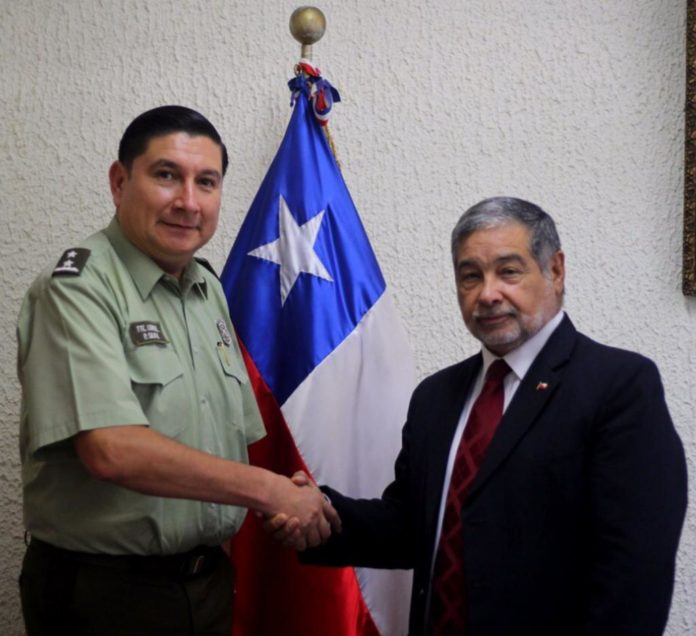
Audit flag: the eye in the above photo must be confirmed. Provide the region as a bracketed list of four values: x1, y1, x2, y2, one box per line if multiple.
[458, 271, 481, 288]
[155, 169, 175, 181]
[198, 176, 219, 189]
[500, 267, 522, 279]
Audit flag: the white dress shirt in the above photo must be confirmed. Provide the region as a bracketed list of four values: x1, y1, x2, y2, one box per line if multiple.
[431, 310, 565, 566]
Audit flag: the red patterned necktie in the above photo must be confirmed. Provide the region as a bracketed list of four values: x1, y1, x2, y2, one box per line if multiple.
[430, 359, 511, 634]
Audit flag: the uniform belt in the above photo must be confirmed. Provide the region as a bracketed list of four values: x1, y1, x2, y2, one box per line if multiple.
[29, 538, 226, 579]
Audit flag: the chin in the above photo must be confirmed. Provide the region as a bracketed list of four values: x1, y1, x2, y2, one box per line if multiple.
[479, 331, 521, 354]
[157, 236, 200, 254]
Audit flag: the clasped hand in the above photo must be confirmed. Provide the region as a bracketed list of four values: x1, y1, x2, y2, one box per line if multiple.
[262, 471, 340, 551]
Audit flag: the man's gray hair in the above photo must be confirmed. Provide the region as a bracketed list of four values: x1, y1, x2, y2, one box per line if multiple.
[451, 197, 561, 272]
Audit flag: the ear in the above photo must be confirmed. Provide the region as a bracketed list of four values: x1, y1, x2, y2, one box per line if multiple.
[549, 250, 565, 295]
[108, 161, 128, 208]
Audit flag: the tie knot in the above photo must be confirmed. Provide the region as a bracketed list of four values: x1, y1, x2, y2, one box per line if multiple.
[485, 359, 510, 384]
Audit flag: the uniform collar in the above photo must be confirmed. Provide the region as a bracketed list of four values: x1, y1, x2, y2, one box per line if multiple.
[104, 217, 208, 300]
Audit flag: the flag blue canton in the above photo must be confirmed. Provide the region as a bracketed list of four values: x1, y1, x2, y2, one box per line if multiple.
[221, 93, 385, 405]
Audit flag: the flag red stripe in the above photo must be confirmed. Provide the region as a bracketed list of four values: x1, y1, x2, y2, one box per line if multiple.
[230, 339, 379, 636]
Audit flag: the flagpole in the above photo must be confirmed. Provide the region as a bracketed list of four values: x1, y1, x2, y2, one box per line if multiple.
[289, 6, 341, 166]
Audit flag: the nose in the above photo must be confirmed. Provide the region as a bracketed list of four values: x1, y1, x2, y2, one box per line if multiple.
[173, 180, 200, 214]
[477, 275, 503, 306]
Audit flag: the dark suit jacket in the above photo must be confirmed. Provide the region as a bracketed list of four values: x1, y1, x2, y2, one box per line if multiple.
[302, 316, 687, 635]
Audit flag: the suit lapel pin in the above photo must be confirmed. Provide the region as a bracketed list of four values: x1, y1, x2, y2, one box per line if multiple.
[535, 381, 549, 391]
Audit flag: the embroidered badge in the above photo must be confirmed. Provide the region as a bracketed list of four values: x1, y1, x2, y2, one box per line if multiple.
[216, 319, 232, 346]
[52, 248, 91, 276]
[129, 321, 168, 346]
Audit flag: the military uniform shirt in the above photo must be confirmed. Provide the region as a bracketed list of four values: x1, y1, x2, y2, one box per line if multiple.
[18, 218, 266, 555]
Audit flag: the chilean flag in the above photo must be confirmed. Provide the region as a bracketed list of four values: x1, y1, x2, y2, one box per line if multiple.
[222, 79, 415, 636]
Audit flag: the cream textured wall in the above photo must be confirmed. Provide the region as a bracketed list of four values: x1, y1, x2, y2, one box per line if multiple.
[1, 0, 693, 633]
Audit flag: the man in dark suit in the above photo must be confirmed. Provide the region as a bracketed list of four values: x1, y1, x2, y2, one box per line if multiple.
[271, 196, 687, 635]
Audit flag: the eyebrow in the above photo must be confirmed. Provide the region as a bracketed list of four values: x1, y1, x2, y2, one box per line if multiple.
[457, 254, 526, 270]
[148, 159, 222, 181]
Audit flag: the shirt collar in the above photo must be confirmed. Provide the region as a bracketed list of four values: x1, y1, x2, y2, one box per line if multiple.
[481, 309, 565, 381]
[104, 217, 208, 300]
[181, 260, 208, 298]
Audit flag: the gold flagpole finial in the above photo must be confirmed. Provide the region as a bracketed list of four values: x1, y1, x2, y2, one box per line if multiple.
[289, 7, 326, 61]
[289, 7, 339, 168]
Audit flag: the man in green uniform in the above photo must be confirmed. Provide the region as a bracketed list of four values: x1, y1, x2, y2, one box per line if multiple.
[17, 105, 339, 636]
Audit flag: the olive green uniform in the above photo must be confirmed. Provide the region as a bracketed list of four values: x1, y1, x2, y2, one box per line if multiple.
[18, 218, 265, 634]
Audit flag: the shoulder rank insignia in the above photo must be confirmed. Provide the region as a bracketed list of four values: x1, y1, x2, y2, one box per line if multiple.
[52, 248, 91, 277]
[129, 321, 168, 346]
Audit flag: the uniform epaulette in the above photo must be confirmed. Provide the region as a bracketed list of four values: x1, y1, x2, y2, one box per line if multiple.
[195, 257, 219, 280]
[52, 248, 91, 277]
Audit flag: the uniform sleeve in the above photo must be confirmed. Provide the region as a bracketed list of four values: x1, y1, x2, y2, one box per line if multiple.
[18, 272, 148, 456]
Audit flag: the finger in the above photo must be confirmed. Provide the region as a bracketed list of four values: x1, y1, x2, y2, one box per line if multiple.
[276, 525, 299, 543]
[322, 500, 342, 533]
[266, 515, 299, 538]
[290, 471, 311, 487]
[262, 512, 289, 533]
[272, 517, 301, 541]
[283, 533, 307, 551]
[317, 515, 332, 543]
[304, 524, 323, 549]
[279, 525, 308, 550]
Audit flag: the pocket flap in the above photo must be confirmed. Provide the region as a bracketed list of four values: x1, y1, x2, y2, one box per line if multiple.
[126, 346, 183, 386]
[216, 344, 248, 384]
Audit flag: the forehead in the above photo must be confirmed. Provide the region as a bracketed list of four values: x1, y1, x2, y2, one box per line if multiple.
[456, 222, 532, 263]
[138, 132, 223, 171]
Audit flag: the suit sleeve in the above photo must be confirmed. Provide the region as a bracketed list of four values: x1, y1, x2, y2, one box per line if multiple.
[581, 355, 687, 635]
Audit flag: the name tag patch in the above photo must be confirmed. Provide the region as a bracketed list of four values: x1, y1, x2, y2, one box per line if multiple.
[129, 321, 167, 346]
[52, 248, 91, 276]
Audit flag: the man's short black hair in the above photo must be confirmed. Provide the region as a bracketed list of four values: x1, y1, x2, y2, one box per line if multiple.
[118, 105, 228, 175]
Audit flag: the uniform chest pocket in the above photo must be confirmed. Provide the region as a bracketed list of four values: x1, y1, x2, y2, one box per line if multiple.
[125, 346, 186, 436]
[216, 343, 247, 385]
[215, 343, 249, 429]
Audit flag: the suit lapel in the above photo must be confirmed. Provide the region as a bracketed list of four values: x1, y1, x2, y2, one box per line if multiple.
[466, 316, 577, 501]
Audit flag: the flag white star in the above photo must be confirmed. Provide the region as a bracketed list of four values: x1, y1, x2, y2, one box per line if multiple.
[248, 195, 333, 305]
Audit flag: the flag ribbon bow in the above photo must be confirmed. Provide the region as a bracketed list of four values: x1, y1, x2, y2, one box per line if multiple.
[288, 59, 341, 126]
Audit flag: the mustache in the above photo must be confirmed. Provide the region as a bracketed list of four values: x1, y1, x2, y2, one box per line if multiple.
[473, 308, 517, 320]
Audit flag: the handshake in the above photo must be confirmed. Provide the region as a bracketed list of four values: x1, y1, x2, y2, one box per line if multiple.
[259, 470, 341, 551]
